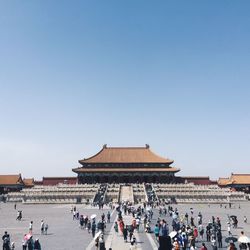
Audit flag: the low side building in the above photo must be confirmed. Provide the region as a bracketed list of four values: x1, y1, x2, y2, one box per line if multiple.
[23, 178, 35, 188]
[0, 174, 24, 194]
[218, 173, 250, 193]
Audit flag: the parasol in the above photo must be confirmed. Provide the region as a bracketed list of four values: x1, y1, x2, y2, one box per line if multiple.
[225, 236, 237, 243]
[230, 215, 237, 219]
[172, 214, 178, 220]
[94, 231, 102, 240]
[169, 231, 178, 238]
[91, 214, 97, 220]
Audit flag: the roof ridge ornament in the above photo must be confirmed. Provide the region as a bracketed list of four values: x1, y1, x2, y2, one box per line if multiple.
[145, 144, 150, 149]
[103, 144, 107, 148]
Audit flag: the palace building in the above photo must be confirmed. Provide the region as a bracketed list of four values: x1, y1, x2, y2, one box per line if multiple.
[218, 173, 250, 193]
[0, 174, 24, 194]
[72, 145, 180, 183]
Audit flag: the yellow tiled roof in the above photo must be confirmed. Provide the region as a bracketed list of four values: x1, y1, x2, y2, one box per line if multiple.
[79, 145, 173, 164]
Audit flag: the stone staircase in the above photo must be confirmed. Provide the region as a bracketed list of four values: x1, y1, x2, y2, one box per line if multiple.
[119, 185, 134, 203]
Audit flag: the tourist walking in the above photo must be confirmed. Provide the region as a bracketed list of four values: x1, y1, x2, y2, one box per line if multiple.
[29, 221, 33, 234]
[114, 221, 118, 233]
[87, 220, 91, 233]
[16, 211, 22, 221]
[10, 242, 15, 250]
[200, 242, 208, 250]
[79, 216, 84, 229]
[154, 224, 159, 240]
[211, 235, 217, 250]
[243, 216, 247, 223]
[173, 238, 180, 250]
[217, 230, 222, 248]
[227, 242, 237, 250]
[44, 224, 48, 235]
[227, 223, 232, 236]
[107, 211, 111, 223]
[123, 226, 128, 242]
[92, 222, 96, 238]
[2, 231, 10, 250]
[22, 235, 28, 250]
[27, 236, 34, 250]
[158, 220, 171, 250]
[136, 217, 140, 232]
[34, 239, 41, 250]
[95, 233, 105, 250]
[198, 224, 204, 240]
[238, 231, 248, 250]
[40, 220, 44, 234]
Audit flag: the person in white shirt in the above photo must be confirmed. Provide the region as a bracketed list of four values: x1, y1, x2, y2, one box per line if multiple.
[40, 220, 44, 234]
[29, 221, 33, 233]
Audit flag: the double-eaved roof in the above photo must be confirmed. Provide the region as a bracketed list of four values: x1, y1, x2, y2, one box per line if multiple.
[78, 145, 174, 164]
[73, 145, 180, 173]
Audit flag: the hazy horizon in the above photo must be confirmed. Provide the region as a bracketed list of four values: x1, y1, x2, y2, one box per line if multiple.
[1, 1, 250, 180]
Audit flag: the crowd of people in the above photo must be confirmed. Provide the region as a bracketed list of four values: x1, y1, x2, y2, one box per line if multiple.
[2, 230, 42, 250]
[92, 201, 250, 250]
[149, 204, 250, 250]
[2, 201, 250, 250]
[71, 204, 112, 249]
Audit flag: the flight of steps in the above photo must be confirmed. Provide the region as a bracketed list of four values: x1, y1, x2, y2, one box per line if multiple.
[119, 185, 134, 204]
[144, 183, 159, 204]
[92, 184, 108, 205]
[133, 184, 146, 203]
[105, 184, 120, 203]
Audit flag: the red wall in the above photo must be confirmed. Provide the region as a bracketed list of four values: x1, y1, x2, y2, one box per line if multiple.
[42, 177, 77, 186]
[181, 177, 214, 185]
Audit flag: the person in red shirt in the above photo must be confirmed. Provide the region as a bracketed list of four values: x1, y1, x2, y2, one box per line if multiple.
[200, 242, 208, 250]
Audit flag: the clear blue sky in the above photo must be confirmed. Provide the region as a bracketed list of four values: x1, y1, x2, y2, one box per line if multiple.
[0, 1, 250, 179]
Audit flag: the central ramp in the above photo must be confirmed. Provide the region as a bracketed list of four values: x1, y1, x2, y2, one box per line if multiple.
[119, 185, 134, 203]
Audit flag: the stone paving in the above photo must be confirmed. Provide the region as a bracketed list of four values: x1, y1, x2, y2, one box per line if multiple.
[0, 203, 114, 250]
[119, 186, 133, 203]
[1, 201, 250, 249]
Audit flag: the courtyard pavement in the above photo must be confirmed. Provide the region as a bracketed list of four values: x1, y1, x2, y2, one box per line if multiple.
[0, 201, 250, 249]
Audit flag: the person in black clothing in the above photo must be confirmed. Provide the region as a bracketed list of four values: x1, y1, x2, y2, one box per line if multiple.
[158, 235, 172, 250]
[34, 239, 41, 250]
[101, 213, 105, 222]
[123, 226, 128, 242]
[128, 225, 134, 242]
[107, 211, 111, 223]
[217, 230, 222, 248]
[27, 236, 34, 250]
[206, 226, 211, 242]
[92, 222, 96, 238]
[2, 231, 10, 250]
[190, 217, 195, 227]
